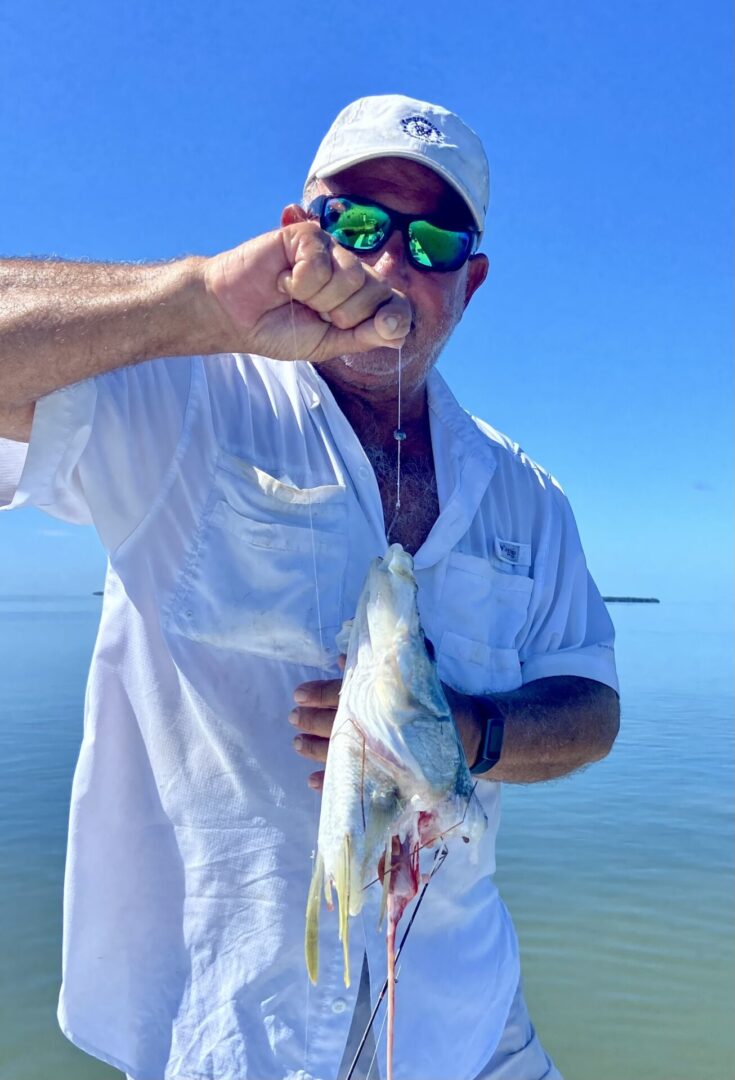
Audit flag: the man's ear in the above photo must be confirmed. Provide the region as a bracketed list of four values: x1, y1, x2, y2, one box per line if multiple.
[463, 253, 489, 310]
[281, 204, 309, 227]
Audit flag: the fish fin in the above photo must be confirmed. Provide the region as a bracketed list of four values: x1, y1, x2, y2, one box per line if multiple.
[336, 834, 352, 988]
[305, 851, 324, 985]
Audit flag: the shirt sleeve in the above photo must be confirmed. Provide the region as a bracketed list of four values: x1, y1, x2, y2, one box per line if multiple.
[1, 357, 196, 552]
[519, 487, 619, 693]
[0, 438, 28, 507]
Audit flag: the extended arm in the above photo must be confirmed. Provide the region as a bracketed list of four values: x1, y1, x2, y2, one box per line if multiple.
[0, 218, 411, 438]
[447, 676, 620, 783]
[0, 257, 211, 437]
[290, 674, 619, 789]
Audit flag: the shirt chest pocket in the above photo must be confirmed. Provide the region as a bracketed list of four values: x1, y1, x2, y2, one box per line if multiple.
[166, 455, 347, 669]
[436, 550, 533, 695]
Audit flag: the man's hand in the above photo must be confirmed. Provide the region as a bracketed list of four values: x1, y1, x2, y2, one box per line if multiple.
[442, 683, 484, 770]
[0, 220, 411, 430]
[289, 667, 343, 791]
[289, 670, 619, 789]
[204, 217, 411, 363]
[289, 666, 481, 793]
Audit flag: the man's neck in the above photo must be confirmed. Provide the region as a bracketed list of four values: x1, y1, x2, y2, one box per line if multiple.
[323, 377, 432, 453]
[321, 371, 439, 554]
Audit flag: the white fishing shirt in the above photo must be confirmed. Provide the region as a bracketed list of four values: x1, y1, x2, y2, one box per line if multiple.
[1, 355, 617, 1080]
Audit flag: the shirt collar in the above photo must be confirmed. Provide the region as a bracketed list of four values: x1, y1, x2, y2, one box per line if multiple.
[296, 361, 499, 569]
[413, 367, 497, 569]
[426, 366, 498, 471]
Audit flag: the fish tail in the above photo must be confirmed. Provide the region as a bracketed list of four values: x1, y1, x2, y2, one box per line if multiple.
[305, 851, 324, 985]
[336, 834, 352, 987]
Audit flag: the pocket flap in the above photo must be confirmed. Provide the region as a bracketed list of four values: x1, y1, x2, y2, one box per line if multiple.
[439, 631, 522, 695]
[211, 501, 338, 555]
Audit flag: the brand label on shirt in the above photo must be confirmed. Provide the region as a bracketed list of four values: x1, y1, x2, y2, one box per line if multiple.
[494, 537, 532, 567]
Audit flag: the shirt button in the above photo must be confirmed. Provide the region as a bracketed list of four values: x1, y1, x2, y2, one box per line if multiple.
[331, 997, 347, 1014]
[358, 466, 369, 479]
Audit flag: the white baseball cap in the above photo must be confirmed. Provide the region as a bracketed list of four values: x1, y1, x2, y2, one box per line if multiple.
[304, 94, 490, 237]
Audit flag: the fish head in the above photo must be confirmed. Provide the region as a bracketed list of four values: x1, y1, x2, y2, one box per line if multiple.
[365, 545, 418, 649]
[360, 545, 450, 724]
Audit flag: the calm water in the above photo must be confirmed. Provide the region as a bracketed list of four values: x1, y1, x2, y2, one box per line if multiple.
[0, 596, 732, 1080]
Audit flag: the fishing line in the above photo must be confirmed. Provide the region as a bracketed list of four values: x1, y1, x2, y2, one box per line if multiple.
[290, 296, 326, 662]
[363, 991, 390, 1080]
[296, 294, 408, 1073]
[361, 792, 476, 892]
[385, 345, 405, 543]
[290, 294, 328, 1071]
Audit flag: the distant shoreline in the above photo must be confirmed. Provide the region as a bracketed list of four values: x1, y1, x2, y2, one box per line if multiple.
[0, 591, 662, 606]
[602, 597, 660, 604]
[92, 589, 666, 606]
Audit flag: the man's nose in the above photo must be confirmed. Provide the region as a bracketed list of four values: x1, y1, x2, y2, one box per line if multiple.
[372, 229, 412, 284]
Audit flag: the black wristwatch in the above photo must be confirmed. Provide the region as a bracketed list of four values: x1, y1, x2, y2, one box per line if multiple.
[470, 701, 505, 776]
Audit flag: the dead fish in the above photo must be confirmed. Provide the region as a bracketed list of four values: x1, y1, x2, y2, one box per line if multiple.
[305, 543, 487, 1079]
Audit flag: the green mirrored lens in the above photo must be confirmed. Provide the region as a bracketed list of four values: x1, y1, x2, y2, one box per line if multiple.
[324, 200, 389, 251]
[408, 221, 471, 270]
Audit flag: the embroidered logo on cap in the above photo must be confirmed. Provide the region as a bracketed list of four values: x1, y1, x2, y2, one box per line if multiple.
[400, 115, 446, 144]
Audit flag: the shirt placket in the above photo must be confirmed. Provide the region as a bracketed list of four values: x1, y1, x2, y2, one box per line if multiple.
[305, 929, 370, 1079]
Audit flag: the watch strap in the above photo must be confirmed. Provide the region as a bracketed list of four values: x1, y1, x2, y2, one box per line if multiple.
[469, 700, 505, 775]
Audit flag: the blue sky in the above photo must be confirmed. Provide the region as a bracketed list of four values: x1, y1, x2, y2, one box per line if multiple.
[0, 0, 731, 606]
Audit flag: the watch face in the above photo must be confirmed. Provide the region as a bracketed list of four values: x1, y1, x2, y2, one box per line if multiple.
[470, 714, 504, 774]
[488, 719, 504, 757]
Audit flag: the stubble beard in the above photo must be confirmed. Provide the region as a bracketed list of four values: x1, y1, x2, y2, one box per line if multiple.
[329, 306, 461, 395]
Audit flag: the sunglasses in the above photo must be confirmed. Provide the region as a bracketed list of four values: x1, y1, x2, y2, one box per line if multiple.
[308, 194, 479, 273]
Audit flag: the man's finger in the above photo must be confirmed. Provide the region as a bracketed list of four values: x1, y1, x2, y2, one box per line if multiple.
[282, 227, 335, 303]
[308, 770, 325, 793]
[325, 284, 411, 338]
[288, 706, 335, 738]
[293, 678, 342, 708]
[298, 243, 368, 315]
[314, 313, 408, 359]
[292, 733, 329, 763]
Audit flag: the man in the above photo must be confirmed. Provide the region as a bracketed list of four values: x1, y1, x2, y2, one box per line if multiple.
[0, 95, 619, 1080]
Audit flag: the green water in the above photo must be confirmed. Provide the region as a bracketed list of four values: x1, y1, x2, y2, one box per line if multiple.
[0, 598, 732, 1080]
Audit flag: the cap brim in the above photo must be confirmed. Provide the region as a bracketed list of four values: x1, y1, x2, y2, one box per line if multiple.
[308, 149, 484, 236]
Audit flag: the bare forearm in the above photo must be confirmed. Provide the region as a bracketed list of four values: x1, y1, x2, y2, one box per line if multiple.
[0, 256, 220, 407]
[0, 224, 412, 422]
[449, 676, 620, 784]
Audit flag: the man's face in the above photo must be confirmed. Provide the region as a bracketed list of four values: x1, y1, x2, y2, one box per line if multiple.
[299, 158, 488, 400]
